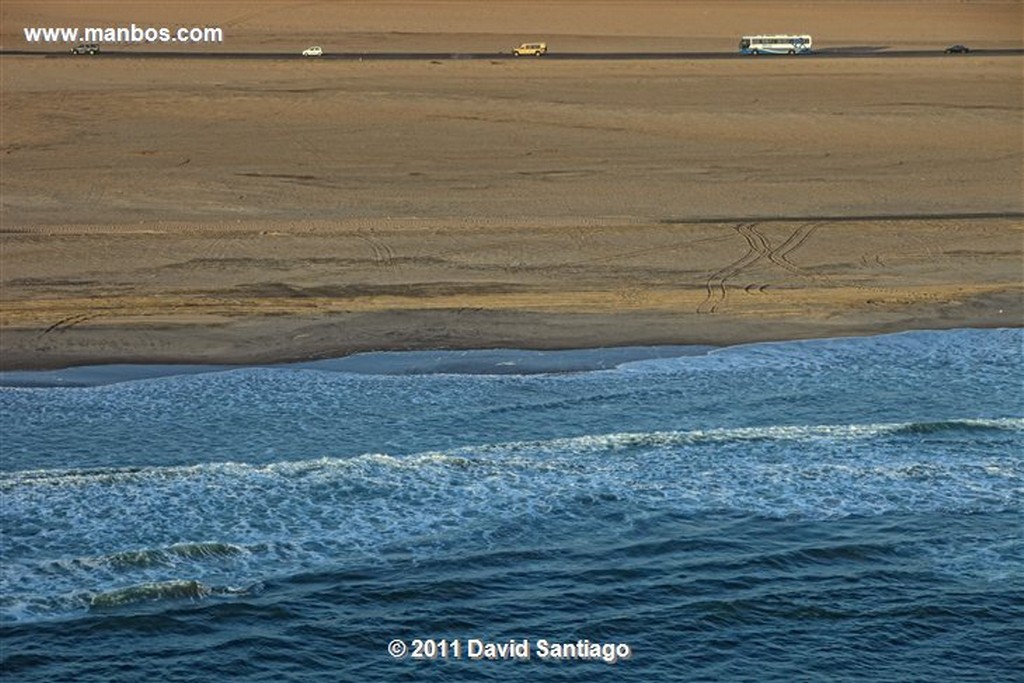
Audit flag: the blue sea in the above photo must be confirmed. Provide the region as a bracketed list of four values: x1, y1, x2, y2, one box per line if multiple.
[1, 328, 1021, 682]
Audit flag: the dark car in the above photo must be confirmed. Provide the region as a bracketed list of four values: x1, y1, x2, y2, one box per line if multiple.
[71, 43, 100, 55]
[944, 44, 971, 54]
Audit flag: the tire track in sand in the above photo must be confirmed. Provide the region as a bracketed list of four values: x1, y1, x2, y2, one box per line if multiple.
[698, 222, 824, 314]
[697, 223, 765, 314]
[38, 313, 98, 337]
[355, 228, 397, 270]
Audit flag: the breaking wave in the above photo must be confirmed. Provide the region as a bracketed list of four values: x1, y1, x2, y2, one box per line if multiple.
[2, 416, 1020, 622]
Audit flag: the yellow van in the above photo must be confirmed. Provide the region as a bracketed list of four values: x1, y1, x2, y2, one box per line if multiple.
[513, 42, 548, 57]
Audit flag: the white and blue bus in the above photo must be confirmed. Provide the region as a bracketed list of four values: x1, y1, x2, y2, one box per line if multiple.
[739, 35, 812, 55]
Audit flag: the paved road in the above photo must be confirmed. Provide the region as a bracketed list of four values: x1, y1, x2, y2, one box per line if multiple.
[3, 48, 1023, 60]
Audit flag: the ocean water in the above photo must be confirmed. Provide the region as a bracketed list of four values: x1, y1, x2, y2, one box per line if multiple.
[0, 329, 1021, 682]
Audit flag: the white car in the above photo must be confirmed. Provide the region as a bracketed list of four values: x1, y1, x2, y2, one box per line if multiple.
[302, 46, 323, 57]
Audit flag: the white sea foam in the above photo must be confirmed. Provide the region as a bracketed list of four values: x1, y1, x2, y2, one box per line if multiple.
[2, 329, 1020, 623]
[2, 416, 1020, 621]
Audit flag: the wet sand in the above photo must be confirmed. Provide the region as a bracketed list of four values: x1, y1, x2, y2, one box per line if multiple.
[1, 1, 1021, 369]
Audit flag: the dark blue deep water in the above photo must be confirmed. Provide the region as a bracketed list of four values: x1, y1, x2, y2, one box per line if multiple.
[1, 329, 1021, 681]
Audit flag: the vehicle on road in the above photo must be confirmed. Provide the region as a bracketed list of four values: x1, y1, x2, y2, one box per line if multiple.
[944, 44, 971, 54]
[513, 42, 547, 57]
[302, 46, 323, 57]
[71, 43, 100, 55]
[739, 35, 812, 55]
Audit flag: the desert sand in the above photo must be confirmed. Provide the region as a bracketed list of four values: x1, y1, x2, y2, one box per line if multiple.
[1, 1, 1021, 369]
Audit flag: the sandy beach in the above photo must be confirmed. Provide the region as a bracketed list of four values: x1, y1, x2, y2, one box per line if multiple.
[1, 1, 1021, 369]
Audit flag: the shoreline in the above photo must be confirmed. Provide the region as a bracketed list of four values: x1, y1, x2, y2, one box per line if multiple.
[2, 313, 1019, 373]
[2, 273, 1020, 371]
[1, 270, 1020, 372]
[3, 216, 1020, 372]
[1, 324, 1018, 385]
[0, 344, 713, 387]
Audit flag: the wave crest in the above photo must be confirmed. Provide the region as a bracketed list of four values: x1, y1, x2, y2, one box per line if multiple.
[5, 417, 1020, 490]
[99, 542, 248, 570]
[88, 579, 212, 608]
